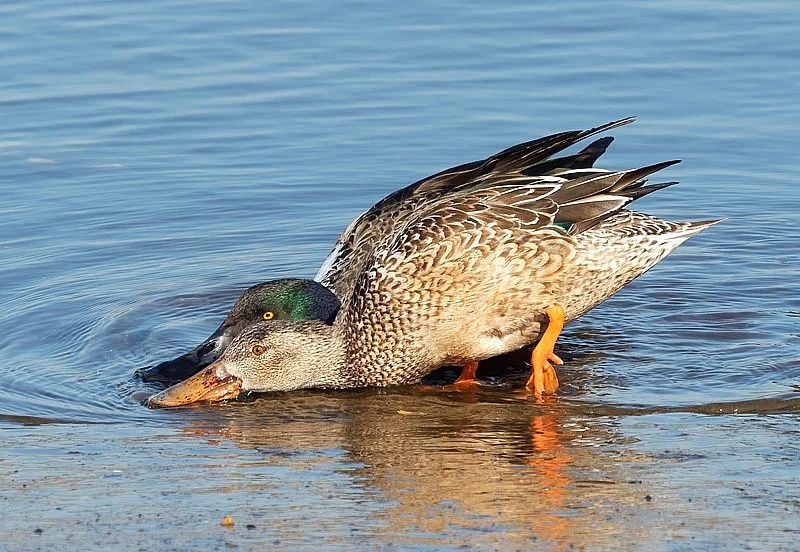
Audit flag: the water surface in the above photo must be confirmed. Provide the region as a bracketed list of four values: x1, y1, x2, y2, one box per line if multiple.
[1, 1, 799, 549]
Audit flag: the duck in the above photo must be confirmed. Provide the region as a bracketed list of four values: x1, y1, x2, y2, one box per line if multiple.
[147, 118, 719, 407]
[139, 118, 636, 387]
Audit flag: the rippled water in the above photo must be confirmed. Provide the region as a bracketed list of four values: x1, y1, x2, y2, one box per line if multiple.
[1, 1, 799, 549]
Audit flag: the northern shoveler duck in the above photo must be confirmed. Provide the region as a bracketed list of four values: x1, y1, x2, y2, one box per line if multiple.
[147, 118, 718, 407]
[141, 118, 637, 388]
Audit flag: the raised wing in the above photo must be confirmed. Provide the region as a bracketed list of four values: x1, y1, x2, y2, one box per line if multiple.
[315, 118, 637, 298]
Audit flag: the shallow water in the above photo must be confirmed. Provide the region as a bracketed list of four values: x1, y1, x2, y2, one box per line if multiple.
[1, 0, 799, 549]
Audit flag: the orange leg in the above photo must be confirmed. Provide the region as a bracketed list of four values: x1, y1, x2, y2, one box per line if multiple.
[525, 305, 565, 396]
[453, 361, 479, 387]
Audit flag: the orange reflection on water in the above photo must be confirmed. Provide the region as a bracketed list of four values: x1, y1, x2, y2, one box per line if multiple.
[528, 411, 573, 542]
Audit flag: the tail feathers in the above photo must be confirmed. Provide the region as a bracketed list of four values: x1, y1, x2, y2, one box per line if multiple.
[574, 212, 723, 240]
[565, 215, 720, 320]
[674, 218, 724, 238]
[647, 218, 723, 263]
[688, 218, 725, 228]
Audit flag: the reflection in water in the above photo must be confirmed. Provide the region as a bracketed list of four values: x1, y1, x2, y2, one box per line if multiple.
[4, 391, 798, 550]
[153, 386, 800, 549]
[166, 391, 651, 549]
[529, 413, 572, 542]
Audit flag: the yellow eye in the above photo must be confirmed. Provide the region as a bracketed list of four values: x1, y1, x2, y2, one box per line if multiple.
[251, 344, 267, 356]
[262, 311, 274, 320]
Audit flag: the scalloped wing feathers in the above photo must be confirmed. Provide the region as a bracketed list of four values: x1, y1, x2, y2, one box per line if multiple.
[316, 118, 638, 296]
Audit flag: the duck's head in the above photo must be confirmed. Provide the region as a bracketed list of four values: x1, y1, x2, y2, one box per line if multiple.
[137, 279, 339, 386]
[147, 319, 341, 407]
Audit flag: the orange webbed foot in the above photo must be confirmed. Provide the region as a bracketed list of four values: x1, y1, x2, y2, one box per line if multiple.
[525, 305, 565, 397]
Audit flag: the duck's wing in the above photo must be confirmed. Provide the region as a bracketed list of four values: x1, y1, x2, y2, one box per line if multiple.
[338, 156, 685, 369]
[315, 118, 635, 298]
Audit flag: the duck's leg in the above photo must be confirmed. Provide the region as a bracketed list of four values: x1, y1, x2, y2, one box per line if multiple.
[453, 361, 479, 387]
[526, 305, 565, 396]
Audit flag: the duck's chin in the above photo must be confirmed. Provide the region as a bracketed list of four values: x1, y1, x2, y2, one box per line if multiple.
[146, 361, 243, 408]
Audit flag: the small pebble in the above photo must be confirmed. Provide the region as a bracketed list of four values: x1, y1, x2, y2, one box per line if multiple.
[645, 495, 653, 502]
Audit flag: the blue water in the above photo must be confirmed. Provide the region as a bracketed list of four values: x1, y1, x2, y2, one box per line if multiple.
[1, 1, 799, 549]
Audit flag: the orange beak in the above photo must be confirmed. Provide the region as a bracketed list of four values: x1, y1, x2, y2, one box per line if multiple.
[147, 362, 243, 408]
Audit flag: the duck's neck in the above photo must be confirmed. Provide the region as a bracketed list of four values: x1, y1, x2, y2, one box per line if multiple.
[299, 324, 351, 389]
[306, 323, 407, 388]
[301, 303, 435, 388]
[330, 318, 433, 387]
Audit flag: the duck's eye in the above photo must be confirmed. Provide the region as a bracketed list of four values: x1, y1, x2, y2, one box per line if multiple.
[251, 344, 267, 356]
[262, 311, 274, 320]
